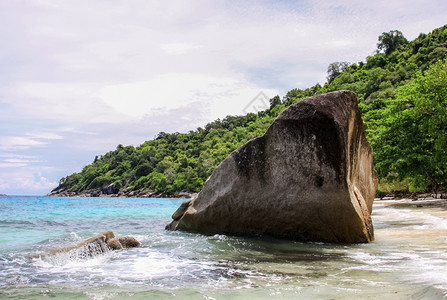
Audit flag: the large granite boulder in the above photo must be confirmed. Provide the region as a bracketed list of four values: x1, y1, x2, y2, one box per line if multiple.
[167, 91, 377, 243]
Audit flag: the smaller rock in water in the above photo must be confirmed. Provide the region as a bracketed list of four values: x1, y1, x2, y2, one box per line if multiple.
[107, 236, 141, 250]
[49, 231, 140, 260]
[119, 236, 141, 248]
[107, 238, 123, 250]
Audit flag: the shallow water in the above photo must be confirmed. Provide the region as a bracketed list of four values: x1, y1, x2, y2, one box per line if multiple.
[1, 196, 446, 299]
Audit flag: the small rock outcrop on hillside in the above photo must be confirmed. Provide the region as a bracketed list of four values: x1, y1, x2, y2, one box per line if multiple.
[167, 91, 378, 243]
[47, 186, 196, 199]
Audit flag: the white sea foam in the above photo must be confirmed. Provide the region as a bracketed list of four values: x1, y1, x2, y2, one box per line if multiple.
[374, 206, 447, 231]
[70, 232, 81, 241]
[34, 238, 112, 268]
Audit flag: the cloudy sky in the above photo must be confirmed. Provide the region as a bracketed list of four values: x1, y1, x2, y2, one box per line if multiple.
[0, 0, 445, 195]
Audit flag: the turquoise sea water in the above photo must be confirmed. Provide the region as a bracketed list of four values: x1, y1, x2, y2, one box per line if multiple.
[1, 196, 447, 299]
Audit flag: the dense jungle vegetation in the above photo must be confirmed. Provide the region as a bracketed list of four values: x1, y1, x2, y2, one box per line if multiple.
[56, 25, 447, 195]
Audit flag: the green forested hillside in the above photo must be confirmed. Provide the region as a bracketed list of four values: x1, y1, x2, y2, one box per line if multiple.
[55, 25, 447, 195]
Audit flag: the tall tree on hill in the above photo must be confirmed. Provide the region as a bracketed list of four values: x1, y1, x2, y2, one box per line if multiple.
[326, 61, 350, 83]
[269, 95, 282, 109]
[377, 30, 409, 55]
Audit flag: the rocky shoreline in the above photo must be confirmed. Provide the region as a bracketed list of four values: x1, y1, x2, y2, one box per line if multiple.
[47, 186, 197, 199]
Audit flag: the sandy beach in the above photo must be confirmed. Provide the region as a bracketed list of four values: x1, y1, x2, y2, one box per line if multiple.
[375, 194, 447, 209]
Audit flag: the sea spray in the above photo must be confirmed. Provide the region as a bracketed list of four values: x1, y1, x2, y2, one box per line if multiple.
[36, 238, 111, 267]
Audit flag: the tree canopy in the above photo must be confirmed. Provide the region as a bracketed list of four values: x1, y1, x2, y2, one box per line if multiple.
[377, 30, 409, 55]
[327, 61, 350, 83]
[362, 59, 447, 192]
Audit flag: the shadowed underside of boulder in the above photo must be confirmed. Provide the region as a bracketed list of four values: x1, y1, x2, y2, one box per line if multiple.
[166, 91, 378, 243]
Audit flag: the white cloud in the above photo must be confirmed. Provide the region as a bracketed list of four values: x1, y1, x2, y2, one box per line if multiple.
[4, 159, 30, 164]
[0, 162, 28, 168]
[25, 132, 63, 140]
[0, 151, 44, 170]
[1, 81, 132, 124]
[3, 158, 43, 164]
[0, 171, 57, 195]
[0, 154, 39, 159]
[0, 132, 61, 152]
[0, 136, 48, 151]
[99, 73, 279, 120]
[0, 154, 43, 168]
[160, 43, 202, 55]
